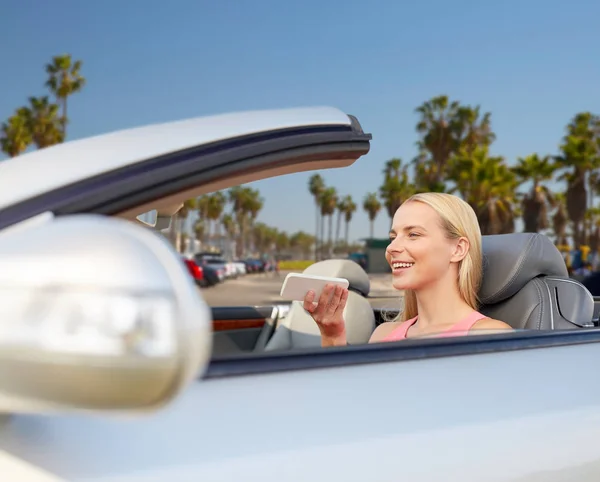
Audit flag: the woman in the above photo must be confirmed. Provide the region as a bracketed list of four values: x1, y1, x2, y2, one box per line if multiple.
[303, 192, 513, 347]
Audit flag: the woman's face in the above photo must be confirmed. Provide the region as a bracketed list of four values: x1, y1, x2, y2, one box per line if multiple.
[385, 201, 468, 291]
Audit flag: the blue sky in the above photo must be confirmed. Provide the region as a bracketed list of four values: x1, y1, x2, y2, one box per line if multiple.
[1, 0, 599, 242]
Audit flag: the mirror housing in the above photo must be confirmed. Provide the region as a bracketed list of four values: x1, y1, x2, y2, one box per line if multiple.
[0, 214, 212, 415]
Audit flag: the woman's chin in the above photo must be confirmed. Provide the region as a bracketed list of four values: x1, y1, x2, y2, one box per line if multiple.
[391, 278, 413, 291]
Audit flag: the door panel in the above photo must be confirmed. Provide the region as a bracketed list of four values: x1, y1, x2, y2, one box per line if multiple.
[210, 306, 278, 357]
[5, 340, 600, 481]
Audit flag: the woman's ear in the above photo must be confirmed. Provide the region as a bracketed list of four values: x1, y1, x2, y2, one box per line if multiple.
[450, 237, 470, 263]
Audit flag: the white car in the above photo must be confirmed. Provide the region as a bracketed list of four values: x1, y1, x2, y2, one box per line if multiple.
[0, 106, 599, 482]
[232, 260, 247, 276]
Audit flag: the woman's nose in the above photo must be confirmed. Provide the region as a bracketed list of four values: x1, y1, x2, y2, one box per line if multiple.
[386, 238, 405, 255]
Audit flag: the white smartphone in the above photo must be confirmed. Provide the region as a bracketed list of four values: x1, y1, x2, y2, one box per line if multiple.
[280, 272, 350, 302]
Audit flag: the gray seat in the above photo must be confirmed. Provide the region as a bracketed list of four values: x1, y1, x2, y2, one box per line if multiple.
[479, 232, 594, 330]
[262, 260, 375, 351]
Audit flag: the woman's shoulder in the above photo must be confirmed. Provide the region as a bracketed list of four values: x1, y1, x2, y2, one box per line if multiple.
[471, 316, 513, 332]
[369, 320, 405, 342]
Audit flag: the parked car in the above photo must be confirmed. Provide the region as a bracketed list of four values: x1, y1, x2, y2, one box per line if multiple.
[243, 258, 261, 273]
[182, 257, 205, 286]
[232, 260, 247, 276]
[1, 106, 599, 481]
[200, 263, 222, 287]
[194, 254, 226, 282]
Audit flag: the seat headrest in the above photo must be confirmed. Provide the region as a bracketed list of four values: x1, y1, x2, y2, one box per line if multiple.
[303, 259, 370, 296]
[480, 233, 568, 305]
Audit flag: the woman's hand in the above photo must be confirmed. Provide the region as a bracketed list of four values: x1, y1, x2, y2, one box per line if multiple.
[303, 284, 349, 346]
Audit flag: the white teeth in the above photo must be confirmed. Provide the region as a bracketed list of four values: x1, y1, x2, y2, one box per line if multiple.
[392, 262, 414, 269]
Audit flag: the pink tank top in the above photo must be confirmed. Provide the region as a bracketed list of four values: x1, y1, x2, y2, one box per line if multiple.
[382, 311, 488, 341]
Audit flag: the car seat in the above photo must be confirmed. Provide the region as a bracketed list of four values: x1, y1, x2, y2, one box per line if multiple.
[478, 232, 594, 330]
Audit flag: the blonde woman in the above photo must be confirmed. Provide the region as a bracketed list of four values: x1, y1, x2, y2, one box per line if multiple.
[303, 192, 513, 347]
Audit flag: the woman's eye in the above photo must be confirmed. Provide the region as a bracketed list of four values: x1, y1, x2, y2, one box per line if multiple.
[408, 232, 419, 238]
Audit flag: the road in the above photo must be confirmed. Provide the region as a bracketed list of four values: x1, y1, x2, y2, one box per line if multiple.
[200, 270, 402, 310]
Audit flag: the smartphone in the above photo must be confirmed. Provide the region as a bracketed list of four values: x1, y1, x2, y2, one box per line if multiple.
[280, 272, 350, 302]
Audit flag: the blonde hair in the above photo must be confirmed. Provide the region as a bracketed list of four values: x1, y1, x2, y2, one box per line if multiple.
[398, 192, 483, 322]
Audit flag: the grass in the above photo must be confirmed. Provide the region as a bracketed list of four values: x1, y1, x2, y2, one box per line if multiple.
[278, 260, 315, 271]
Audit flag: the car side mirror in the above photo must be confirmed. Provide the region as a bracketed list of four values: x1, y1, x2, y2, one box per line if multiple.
[136, 210, 172, 231]
[0, 214, 212, 416]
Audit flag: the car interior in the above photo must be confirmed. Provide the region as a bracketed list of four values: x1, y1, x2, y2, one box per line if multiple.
[210, 231, 598, 358]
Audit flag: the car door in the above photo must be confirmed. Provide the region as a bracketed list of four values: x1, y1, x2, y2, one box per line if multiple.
[3, 331, 600, 481]
[201, 336, 600, 482]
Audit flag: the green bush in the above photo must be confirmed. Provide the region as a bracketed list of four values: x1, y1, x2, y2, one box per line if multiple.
[278, 260, 315, 271]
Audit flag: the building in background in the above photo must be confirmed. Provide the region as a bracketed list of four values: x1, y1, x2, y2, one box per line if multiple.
[363, 239, 391, 274]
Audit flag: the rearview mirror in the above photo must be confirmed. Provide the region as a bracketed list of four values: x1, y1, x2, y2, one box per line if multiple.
[0, 214, 212, 415]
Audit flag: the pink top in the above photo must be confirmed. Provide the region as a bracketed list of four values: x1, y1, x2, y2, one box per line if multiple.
[382, 311, 488, 341]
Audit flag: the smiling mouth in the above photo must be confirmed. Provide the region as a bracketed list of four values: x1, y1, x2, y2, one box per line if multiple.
[391, 262, 414, 270]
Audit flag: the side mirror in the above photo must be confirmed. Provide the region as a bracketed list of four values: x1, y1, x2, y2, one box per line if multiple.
[136, 210, 172, 231]
[0, 214, 212, 415]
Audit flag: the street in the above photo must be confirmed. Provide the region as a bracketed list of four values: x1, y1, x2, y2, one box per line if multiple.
[200, 270, 402, 310]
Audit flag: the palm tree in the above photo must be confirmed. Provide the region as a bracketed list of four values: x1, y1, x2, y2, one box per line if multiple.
[290, 231, 315, 259]
[512, 154, 557, 232]
[583, 207, 600, 247]
[379, 158, 412, 218]
[319, 187, 337, 259]
[45, 54, 86, 136]
[363, 192, 381, 239]
[414, 96, 495, 192]
[554, 112, 600, 246]
[586, 208, 600, 257]
[207, 192, 227, 249]
[1, 110, 32, 157]
[276, 231, 290, 253]
[343, 195, 357, 246]
[174, 198, 197, 252]
[196, 195, 211, 244]
[228, 186, 248, 256]
[308, 174, 325, 260]
[22, 97, 63, 148]
[335, 197, 347, 248]
[194, 219, 206, 249]
[454, 105, 495, 155]
[448, 146, 518, 235]
[245, 189, 264, 254]
[228, 186, 261, 256]
[414, 95, 461, 189]
[552, 193, 569, 246]
[221, 213, 237, 258]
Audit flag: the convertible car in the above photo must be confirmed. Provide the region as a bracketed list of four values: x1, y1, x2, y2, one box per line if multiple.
[1, 107, 600, 481]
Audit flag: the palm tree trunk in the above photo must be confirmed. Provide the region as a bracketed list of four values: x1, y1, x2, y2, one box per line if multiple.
[328, 214, 334, 258]
[335, 211, 342, 248]
[344, 220, 349, 247]
[370, 219, 374, 240]
[315, 204, 320, 261]
[62, 98, 68, 136]
[320, 215, 325, 260]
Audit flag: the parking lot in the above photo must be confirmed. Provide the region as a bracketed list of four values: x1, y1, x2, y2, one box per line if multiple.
[200, 270, 402, 310]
